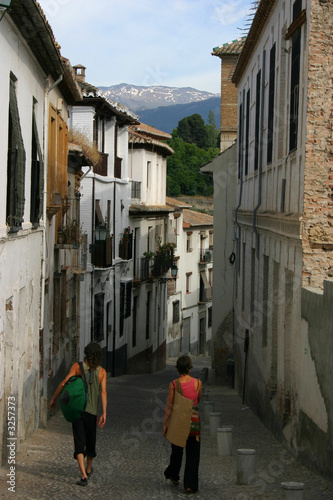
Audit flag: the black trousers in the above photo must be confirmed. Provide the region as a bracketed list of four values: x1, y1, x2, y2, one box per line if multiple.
[72, 411, 97, 459]
[164, 436, 200, 492]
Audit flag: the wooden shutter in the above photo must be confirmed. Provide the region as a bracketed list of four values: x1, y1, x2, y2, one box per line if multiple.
[31, 107, 44, 223]
[7, 78, 26, 228]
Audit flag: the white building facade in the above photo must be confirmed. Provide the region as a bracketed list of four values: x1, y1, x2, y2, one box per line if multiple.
[128, 124, 175, 373]
[232, 0, 333, 476]
[0, 0, 81, 464]
[70, 68, 139, 375]
[166, 199, 213, 358]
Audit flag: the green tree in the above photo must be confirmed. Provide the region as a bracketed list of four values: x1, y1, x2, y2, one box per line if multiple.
[205, 110, 219, 148]
[177, 113, 208, 149]
[167, 134, 218, 197]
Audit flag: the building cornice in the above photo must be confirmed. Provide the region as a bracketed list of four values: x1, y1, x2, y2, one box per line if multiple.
[236, 209, 302, 241]
[232, 0, 277, 86]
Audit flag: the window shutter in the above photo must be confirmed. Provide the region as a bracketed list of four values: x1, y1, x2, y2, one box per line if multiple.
[7, 78, 26, 227]
[32, 108, 44, 221]
[125, 281, 132, 318]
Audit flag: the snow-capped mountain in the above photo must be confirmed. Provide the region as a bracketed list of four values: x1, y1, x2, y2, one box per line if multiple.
[98, 83, 219, 112]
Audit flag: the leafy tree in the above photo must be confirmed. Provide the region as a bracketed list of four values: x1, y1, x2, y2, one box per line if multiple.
[177, 113, 208, 149]
[206, 110, 219, 148]
[167, 134, 218, 197]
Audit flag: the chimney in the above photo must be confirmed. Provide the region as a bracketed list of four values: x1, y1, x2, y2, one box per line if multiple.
[73, 64, 86, 83]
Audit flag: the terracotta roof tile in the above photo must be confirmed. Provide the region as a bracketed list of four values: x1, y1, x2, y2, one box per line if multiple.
[166, 197, 192, 208]
[129, 123, 174, 155]
[182, 209, 213, 228]
[212, 36, 246, 57]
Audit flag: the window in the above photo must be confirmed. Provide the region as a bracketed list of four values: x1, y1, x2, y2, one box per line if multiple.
[208, 306, 212, 328]
[186, 272, 192, 293]
[94, 293, 104, 341]
[7, 75, 26, 230]
[53, 273, 61, 354]
[245, 89, 250, 176]
[251, 248, 256, 325]
[30, 102, 44, 226]
[254, 70, 261, 171]
[132, 296, 138, 347]
[200, 270, 211, 302]
[238, 102, 243, 179]
[267, 43, 276, 164]
[262, 255, 269, 347]
[147, 161, 151, 188]
[186, 232, 192, 252]
[146, 291, 151, 339]
[120, 281, 132, 338]
[289, 0, 302, 152]
[242, 242, 246, 312]
[209, 231, 213, 248]
[131, 181, 141, 198]
[173, 300, 180, 324]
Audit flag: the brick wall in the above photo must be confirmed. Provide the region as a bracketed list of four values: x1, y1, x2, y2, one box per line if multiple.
[220, 57, 238, 132]
[302, 0, 333, 288]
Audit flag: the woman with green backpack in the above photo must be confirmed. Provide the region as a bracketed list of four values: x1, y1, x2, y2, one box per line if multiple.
[49, 342, 107, 487]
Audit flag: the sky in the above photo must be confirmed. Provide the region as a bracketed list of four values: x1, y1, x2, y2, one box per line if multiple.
[37, 0, 254, 94]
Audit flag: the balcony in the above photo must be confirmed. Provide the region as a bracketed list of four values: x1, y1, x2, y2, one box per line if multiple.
[199, 249, 213, 264]
[93, 152, 108, 176]
[47, 192, 61, 218]
[133, 248, 174, 284]
[199, 286, 213, 303]
[119, 233, 133, 260]
[91, 236, 112, 268]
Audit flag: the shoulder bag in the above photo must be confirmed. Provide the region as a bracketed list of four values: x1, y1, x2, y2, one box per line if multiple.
[165, 379, 193, 447]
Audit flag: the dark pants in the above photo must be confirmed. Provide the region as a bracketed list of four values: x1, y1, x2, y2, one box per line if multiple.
[164, 436, 200, 492]
[72, 411, 97, 459]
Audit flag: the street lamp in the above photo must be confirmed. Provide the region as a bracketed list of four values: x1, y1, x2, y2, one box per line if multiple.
[159, 263, 178, 284]
[0, 0, 12, 20]
[95, 224, 107, 241]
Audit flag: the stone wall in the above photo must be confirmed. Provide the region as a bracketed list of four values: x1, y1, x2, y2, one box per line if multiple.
[302, 0, 333, 288]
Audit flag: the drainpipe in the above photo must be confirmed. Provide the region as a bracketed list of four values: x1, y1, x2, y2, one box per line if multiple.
[91, 176, 95, 346]
[234, 89, 245, 274]
[253, 50, 266, 258]
[40, 73, 63, 391]
[112, 121, 118, 377]
[47, 74, 63, 95]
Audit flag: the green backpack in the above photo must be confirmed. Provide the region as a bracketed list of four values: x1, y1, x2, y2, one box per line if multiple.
[60, 362, 88, 422]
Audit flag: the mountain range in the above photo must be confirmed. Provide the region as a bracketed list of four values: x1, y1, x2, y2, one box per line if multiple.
[98, 84, 220, 134]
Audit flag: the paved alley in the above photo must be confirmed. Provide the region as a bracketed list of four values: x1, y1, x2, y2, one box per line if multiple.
[1, 356, 333, 499]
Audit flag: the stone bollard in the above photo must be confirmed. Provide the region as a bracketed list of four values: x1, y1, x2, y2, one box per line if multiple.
[203, 401, 214, 422]
[217, 427, 232, 456]
[281, 482, 304, 500]
[209, 412, 222, 438]
[236, 449, 256, 485]
[208, 368, 216, 385]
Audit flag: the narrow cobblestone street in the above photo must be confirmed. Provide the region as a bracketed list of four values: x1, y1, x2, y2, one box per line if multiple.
[1, 356, 333, 499]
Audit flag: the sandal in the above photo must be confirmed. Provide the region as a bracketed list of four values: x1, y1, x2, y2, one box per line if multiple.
[165, 476, 180, 486]
[76, 478, 88, 487]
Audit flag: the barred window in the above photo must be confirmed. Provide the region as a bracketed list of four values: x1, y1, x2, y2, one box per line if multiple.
[173, 300, 180, 324]
[131, 181, 141, 199]
[120, 281, 132, 337]
[94, 293, 104, 341]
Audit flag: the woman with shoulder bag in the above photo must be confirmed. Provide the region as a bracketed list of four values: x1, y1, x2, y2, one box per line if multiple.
[163, 355, 202, 494]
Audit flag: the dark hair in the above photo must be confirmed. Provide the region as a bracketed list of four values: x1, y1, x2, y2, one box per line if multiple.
[176, 355, 192, 375]
[84, 342, 102, 370]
